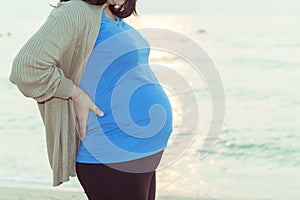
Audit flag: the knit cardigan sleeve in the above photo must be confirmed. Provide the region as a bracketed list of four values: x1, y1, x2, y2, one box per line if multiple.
[9, 8, 76, 103]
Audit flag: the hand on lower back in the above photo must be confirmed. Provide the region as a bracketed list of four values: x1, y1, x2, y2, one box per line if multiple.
[72, 84, 104, 139]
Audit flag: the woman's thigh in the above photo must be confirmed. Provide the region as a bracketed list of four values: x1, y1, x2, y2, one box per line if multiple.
[76, 150, 163, 200]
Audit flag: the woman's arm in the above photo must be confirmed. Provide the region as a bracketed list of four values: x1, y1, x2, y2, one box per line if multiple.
[9, 13, 75, 103]
[9, 2, 104, 138]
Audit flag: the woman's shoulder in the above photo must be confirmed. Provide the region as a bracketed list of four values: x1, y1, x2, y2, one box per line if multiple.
[47, 0, 104, 35]
[52, 0, 89, 14]
[50, 0, 103, 26]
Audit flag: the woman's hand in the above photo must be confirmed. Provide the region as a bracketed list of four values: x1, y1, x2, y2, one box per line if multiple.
[72, 84, 104, 139]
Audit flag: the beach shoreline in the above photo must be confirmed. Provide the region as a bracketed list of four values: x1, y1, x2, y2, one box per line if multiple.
[0, 184, 87, 200]
[0, 184, 200, 200]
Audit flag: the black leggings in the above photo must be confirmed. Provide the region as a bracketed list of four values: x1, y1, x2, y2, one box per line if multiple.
[76, 150, 164, 200]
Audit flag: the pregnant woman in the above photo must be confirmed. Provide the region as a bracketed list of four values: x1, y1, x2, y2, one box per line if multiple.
[75, 1, 173, 200]
[9, 0, 173, 199]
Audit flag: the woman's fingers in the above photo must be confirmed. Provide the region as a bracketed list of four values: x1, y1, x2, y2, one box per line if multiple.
[78, 104, 103, 139]
[91, 103, 104, 117]
[73, 88, 104, 139]
[79, 116, 88, 139]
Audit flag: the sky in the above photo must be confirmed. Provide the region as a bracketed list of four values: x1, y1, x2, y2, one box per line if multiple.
[0, 0, 300, 21]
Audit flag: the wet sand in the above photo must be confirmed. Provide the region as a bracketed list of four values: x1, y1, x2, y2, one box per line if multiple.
[0, 185, 200, 200]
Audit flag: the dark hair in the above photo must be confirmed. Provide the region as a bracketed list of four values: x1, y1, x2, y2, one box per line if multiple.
[57, 0, 137, 18]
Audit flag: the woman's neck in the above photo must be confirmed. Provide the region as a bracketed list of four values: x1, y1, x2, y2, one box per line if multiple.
[104, 5, 117, 21]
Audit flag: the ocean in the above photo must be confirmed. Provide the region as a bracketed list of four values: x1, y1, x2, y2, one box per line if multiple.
[0, 12, 299, 199]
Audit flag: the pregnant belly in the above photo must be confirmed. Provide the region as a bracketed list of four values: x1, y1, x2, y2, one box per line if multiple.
[95, 82, 173, 139]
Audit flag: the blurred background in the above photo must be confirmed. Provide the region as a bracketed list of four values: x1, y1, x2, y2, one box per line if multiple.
[0, 0, 299, 199]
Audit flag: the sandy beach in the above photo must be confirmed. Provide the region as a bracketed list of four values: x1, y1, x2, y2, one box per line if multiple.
[0, 185, 86, 200]
[0, 185, 200, 200]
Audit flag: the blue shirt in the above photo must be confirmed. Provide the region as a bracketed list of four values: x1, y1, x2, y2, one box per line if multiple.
[76, 11, 173, 163]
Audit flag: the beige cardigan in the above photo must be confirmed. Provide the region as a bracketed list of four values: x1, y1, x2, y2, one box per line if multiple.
[9, 0, 105, 186]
